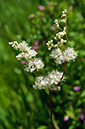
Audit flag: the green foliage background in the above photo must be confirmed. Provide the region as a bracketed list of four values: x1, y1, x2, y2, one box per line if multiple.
[0, 0, 85, 129]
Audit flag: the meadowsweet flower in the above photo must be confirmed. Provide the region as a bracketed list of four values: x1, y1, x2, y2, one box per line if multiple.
[9, 9, 77, 94]
[50, 48, 63, 64]
[33, 70, 65, 90]
[16, 52, 25, 60]
[61, 9, 67, 23]
[47, 9, 77, 66]
[54, 19, 60, 29]
[9, 41, 37, 59]
[47, 10, 68, 50]
[9, 41, 19, 50]
[46, 40, 54, 50]
[9, 41, 44, 73]
[50, 47, 77, 64]
[24, 58, 44, 72]
[62, 9, 67, 14]
[55, 31, 66, 39]
[64, 47, 77, 62]
[9, 41, 37, 58]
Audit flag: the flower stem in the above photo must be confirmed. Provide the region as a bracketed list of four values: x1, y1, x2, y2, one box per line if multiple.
[49, 91, 53, 129]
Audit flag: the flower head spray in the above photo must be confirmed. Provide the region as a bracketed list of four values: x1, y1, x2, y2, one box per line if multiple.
[9, 9, 77, 129]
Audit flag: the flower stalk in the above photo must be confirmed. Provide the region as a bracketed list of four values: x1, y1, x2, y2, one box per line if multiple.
[49, 91, 53, 129]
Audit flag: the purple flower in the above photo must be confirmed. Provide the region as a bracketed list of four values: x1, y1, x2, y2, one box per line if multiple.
[73, 86, 81, 91]
[64, 116, 69, 121]
[21, 60, 26, 65]
[38, 5, 45, 11]
[80, 114, 84, 120]
[35, 41, 39, 46]
[51, 26, 55, 31]
[32, 46, 37, 50]
[69, 5, 73, 10]
[80, 108, 85, 123]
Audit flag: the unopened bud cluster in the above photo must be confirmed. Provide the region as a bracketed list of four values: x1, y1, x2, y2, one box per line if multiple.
[61, 9, 67, 23]
[54, 19, 60, 29]
[46, 10, 67, 50]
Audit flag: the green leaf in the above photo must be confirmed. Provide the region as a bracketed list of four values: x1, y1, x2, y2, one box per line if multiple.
[69, 40, 75, 47]
[80, 50, 85, 56]
[80, 91, 85, 98]
[37, 125, 47, 129]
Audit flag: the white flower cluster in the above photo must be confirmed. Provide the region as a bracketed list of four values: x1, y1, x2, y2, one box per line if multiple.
[50, 48, 63, 64]
[34, 9, 77, 91]
[46, 9, 77, 65]
[24, 58, 44, 72]
[64, 47, 77, 62]
[33, 70, 65, 90]
[9, 41, 37, 59]
[9, 41, 44, 72]
[9, 9, 77, 91]
[50, 47, 77, 64]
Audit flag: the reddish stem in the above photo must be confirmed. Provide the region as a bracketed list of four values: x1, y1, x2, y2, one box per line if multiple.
[20, 46, 41, 76]
[49, 91, 53, 129]
[30, 59, 41, 76]
[57, 61, 65, 86]
[66, 34, 68, 48]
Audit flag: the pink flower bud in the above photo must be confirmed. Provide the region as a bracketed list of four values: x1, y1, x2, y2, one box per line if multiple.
[21, 60, 26, 65]
[51, 26, 55, 31]
[73, 86, 81, 91]
[38, 5, 45, 11]
[64, 116, 69, 121]
[35, 41, 39, 46]
[32, 46, 37, 50]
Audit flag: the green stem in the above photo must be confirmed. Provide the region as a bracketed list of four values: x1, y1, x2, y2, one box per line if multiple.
[49, 91, 53, 129]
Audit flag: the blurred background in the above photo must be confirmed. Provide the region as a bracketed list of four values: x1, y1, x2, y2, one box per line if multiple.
[0, 0, 85, 129]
